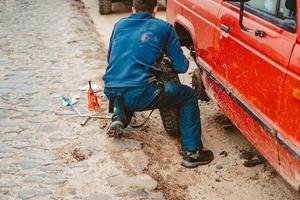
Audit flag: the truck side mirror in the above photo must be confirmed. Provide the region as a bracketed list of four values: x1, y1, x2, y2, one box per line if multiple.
[224, 0, 265, 37]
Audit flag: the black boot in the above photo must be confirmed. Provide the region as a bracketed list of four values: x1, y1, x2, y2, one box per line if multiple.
[181, 149, 214, 168]
[106, 116, 124, 138]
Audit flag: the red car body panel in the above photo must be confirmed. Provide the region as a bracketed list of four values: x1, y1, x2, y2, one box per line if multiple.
[167, 0, 222, 69]
[167, 0, 300, 190]
[278, 36, 300, 189]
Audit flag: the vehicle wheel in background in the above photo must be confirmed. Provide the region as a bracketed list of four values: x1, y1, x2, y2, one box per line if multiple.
[192, 68, 210, 101]
[99, 0, 112, 15]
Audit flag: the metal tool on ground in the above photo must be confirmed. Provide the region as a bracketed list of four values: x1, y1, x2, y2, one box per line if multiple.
[81, 116, 91, 126]
[87, 80, 100, 111]
[62, 96, 111, 120]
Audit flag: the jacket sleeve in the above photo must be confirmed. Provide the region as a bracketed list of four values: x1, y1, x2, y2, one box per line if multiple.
[107, 26, 116, 63]
[165, 25, 189, 73]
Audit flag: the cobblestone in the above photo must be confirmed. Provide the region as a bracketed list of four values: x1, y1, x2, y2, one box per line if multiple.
[38, 164, 64, 172]
[0, 143, 10, 153]
[25, 149, 58, 160]
[0, 119, 18, 127]
[107, 175, 158, 190]
[18, 161, 48, 170]
[0, 181, 20, 189]
[110, 138, 144, 151]
[0, 112, 8, 119]
[18, 188, 52, 199]
[68, 162, 89, 169]
[123, 151, 149, 174]
[150, 192, 166, 200]
[2, 126, 23, 134]
[0, 104, 18, 111]
[24, 176, 67, 185]
[12, 142, 36, 150]
[86, 193, 112, 200]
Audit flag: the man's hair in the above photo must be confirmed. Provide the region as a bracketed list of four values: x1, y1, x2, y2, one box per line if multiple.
[133, 0, 157, 13]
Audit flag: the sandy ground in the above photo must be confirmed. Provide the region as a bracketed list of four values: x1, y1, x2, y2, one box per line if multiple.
[81, 0, 300, 199]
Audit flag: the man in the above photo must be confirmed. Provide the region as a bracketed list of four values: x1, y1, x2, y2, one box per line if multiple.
[103, 0, 213, 168]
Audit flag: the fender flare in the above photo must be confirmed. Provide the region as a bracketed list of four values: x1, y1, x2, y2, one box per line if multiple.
[173, 14, 198, 50]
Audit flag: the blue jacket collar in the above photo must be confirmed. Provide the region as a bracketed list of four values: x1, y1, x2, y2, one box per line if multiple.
[129, 12, 152, 19]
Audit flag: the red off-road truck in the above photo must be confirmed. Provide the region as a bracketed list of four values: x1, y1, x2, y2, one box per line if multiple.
[167, 0, 299, 190]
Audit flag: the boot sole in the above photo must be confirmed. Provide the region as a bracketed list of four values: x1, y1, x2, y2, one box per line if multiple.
[107, 123, 123, 138]
[181, 158, 213, 168]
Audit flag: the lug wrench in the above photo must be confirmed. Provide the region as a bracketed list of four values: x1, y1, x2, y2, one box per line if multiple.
[81, 116, 91, 126]
[62, 96, 111, 124]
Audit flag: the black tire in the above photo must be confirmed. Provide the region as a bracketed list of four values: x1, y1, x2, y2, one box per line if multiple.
[155, 58, 181, 137]
[159, 108, 180, 137]
[99, 0, 112, 15]
[192, 68, 210, 101]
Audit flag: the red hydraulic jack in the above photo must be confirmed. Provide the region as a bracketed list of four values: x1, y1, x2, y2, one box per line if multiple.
[62, 80, 110, 126]
[87, 80, 100, 111]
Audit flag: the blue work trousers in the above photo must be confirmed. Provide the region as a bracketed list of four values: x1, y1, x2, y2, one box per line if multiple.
[104, 81, 203, 151]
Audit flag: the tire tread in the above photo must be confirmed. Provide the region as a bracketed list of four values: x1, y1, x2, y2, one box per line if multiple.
[99, 0, 111, 15]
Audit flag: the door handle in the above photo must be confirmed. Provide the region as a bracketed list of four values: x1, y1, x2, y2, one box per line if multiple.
[220, 24, 230, 33]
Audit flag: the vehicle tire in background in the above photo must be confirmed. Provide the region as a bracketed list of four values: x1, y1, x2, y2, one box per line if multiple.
[99, 0, 112, 15]
[155, 58, 181, 137]
[192, 68, 210, 101]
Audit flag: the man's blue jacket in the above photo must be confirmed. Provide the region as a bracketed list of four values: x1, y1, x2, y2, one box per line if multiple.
[103, 12, 189, 88]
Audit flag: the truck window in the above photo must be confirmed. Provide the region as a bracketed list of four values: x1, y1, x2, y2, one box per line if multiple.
[278, 0, 297, 29]
[245, 0, 278, 15]
[231, 0, 297, 32]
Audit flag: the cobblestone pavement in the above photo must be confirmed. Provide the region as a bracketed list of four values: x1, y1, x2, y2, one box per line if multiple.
[0, 0, 161, 199]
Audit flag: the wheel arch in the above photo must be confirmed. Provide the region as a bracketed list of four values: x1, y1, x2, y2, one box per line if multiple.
[173, 15, 198, 51]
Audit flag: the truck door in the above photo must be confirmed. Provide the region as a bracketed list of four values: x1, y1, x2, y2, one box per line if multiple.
[278, 44, 300, 189]
[277, 0, 300, 186]
[214, 0, 297, 164]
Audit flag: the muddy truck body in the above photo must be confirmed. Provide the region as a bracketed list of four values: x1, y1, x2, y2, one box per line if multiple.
[167, 0, 300, 190]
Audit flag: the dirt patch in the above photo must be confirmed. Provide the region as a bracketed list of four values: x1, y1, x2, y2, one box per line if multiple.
[57, 148, 87, 163]
[124, 111, 195, 200]
[56, 141, 90, 163]
[71, 0, 86, 10]
[70, 150, 86, 161]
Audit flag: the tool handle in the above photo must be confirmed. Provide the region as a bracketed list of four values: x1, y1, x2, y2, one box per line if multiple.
[62, 96, 77, 112]
[81, 117, 91, 126]
[62, 96, 73, 106]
